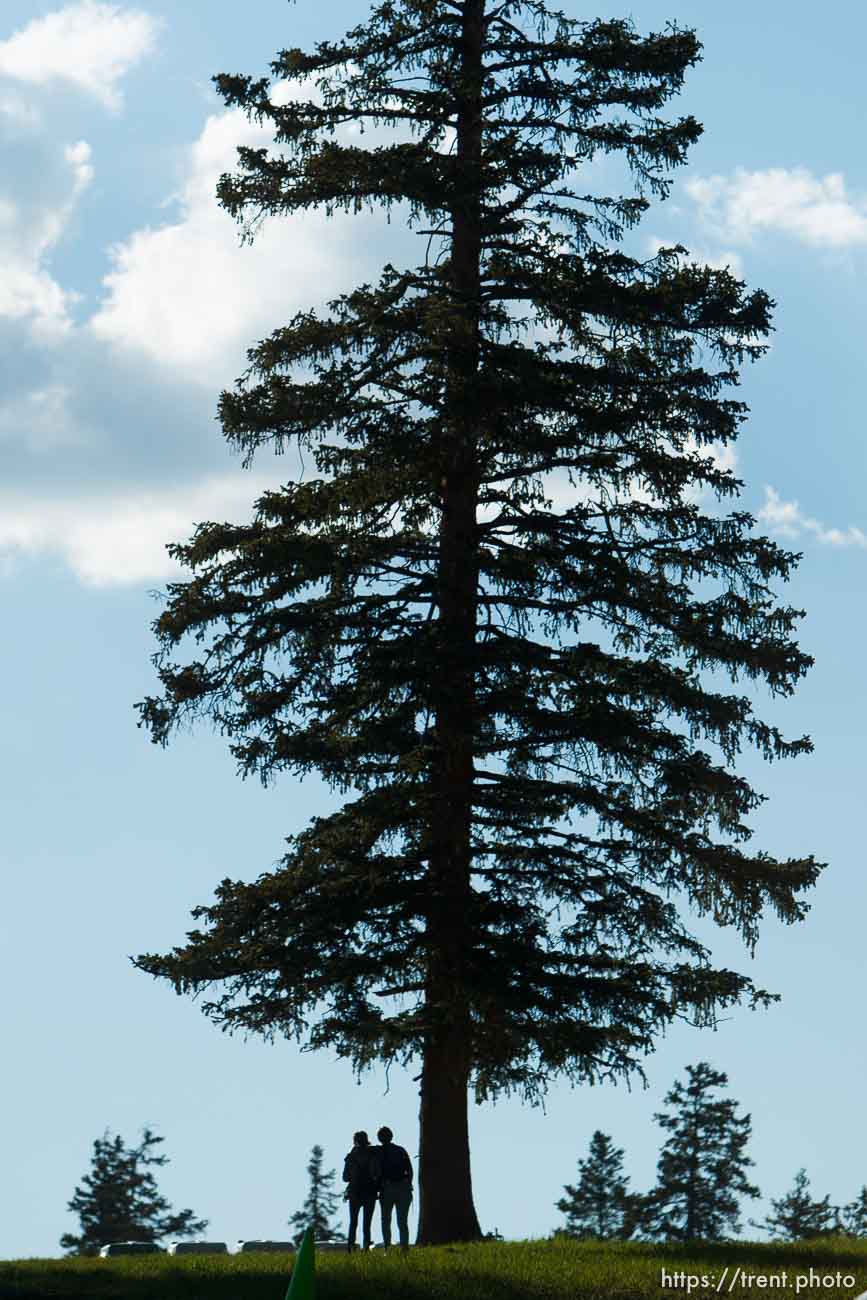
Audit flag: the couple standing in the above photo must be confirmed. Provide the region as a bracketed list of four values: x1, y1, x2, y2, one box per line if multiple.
[342, 1125, 413, 1252]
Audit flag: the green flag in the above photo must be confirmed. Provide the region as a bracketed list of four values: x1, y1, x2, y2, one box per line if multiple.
[285, 1226, 315, 1300]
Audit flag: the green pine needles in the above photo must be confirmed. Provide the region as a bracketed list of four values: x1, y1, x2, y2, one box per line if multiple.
[61, 1128, 207, 1257]
[133, 0, 824, 1243]
[757, 1170, 841, 1242]
[643, 1062, 759, 1242]
[555, 1131, 639, 1240]
[288, 1146, 343, 1246]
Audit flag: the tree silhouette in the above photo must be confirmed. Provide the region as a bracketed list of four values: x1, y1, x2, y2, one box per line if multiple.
[644, 1062, 759, 1241]
[755, 1169, 839, 1241]
[60, 1127, 208, 1256]
[133, 0, 823, 1244]
[555, 1130, 638, 1239]
[288, 1145, 342, 1245]
[840, 1186, 867, 1237]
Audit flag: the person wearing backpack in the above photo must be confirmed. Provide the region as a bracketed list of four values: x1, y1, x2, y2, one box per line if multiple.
[372, 1125, 413, 1251]
[342, 1130, 378, 1251]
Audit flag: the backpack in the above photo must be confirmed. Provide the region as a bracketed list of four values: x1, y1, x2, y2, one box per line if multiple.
[376, 1143, 410, 1184]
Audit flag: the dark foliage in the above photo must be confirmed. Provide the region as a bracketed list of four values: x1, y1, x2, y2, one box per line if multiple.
[133, 0, 823, 1243]
[288, 1144, 342, 1245]
[60, 1127, 208, 1256]
[840, 1187, 867, 1238]
[642, 1061, 759, 1241]
[755, 1169, 840, 1242]
[555, 1130, 639, 1239]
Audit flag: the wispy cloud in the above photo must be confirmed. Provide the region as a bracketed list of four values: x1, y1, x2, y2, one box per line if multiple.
[758, 486, 867, 548]
[684, 167, 867, 249]
[0, 65, 431, 589]
[0, 138, 93, 338]
[0, 470, 285, 587]
[0, 1, 162, 113]
[0, 89, 40, 127]
[0, 382, 86, 452]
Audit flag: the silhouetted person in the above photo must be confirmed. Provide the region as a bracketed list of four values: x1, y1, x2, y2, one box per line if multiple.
[342, 1130, 378, 1251]
[372, 1125, 413, 1251]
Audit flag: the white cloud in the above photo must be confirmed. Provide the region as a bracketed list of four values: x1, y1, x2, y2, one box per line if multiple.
[88, 74, 426, 387]
[685, 168, 867, 249]
[0, 383, 86, 452]
[0, 1, 161, 112]
[0, 469, 284, 587]
[758, 486, 867, 548]
[0, 139, 92, 337]
[0, 89, 40, 127]
[88, 88, 418, 389]
[0, 259, 73, 337]
[65, 138, 94, 179]
[0, 445, 738, 587]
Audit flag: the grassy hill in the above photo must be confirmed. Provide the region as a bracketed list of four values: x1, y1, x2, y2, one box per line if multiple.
[2, 1237, 867, 1299]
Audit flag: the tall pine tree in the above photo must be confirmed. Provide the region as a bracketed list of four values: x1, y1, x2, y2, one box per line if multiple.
[60, 1128, 208, 1256]
[555, 1130, 637, 1239]
[288, 1145, 342, 1245]
[133, 0, 823, 1244]
[643, 1062, 759, 1241]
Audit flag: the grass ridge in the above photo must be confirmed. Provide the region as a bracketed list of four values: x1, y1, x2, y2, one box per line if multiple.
[3, 1237, 867, 1299]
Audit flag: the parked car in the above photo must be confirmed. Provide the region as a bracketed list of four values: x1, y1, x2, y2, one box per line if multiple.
[166, 1241, 228, 1255]
[98, 1242, 165, 1257]
[235, 1240, 295, 1253]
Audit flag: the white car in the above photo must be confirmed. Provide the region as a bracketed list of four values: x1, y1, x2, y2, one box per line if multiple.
[98, 1242, 164, 1257]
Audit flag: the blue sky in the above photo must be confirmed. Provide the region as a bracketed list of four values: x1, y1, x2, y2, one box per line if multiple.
[2, 0, 866, 1259]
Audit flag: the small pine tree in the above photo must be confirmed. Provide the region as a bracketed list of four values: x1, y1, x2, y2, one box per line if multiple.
[555, 1131, 637, 1240]
[60, 1127, 208, 1256]
[645, 1062, 759, 1242]
[841, 1187, 867, 1237]
[288, 1145, 342, 1245]
[756, 1169, 839, 1241]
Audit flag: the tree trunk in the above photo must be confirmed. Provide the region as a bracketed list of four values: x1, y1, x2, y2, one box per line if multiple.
[416, 1014, 482, 1243]
[417, 413, 482, 1244]
[415, 0, 485, 1246]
